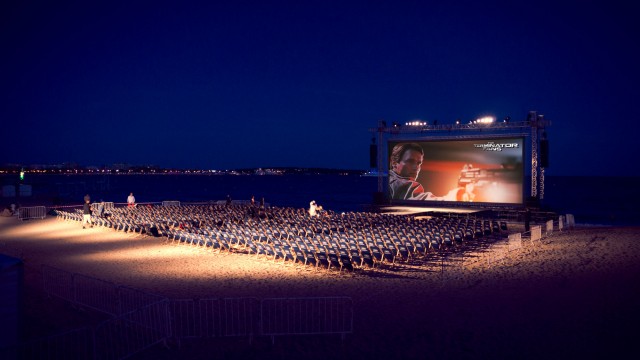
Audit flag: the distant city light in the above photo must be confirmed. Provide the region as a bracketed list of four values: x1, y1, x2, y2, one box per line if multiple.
[405, 121, 427, 126]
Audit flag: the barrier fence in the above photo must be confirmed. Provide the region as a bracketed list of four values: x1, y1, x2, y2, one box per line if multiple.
[261, 297, 353, 341]
[169, 298, 260, 341]
[29, 266, 354, 359]
[94, 301, 170, 360]
[18, 206, 47, 220]
[42, 265, 169, 317]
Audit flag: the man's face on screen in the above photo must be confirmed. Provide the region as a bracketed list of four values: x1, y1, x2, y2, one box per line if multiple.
[393, 149, 423, 180]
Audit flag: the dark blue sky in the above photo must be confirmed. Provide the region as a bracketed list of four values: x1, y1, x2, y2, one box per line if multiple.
[2, 1, 638, 175]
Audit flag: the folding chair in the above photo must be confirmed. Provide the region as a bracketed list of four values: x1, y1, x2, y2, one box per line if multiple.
[349, 249, 363, 267]
[315, 251, 329, 269]
[339, 249, 354, 272]
[327, 249, 341, 271]
[370, 245, 383, 264]
[396, 244, 409, 262]
[305, 250, 318, 268]
[382, 247, 396, 266]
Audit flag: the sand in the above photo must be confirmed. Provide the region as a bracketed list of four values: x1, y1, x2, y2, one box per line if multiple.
[1, 215, 639, 359]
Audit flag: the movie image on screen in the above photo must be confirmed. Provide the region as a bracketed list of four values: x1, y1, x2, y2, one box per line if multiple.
[388, 138, 524, 204]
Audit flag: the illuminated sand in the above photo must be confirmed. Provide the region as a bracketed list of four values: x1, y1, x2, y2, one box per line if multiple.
[1, 216, 639, 358]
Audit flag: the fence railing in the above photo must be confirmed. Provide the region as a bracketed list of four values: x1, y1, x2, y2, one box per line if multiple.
[33, 265, 354, 359]
[169, 298, 260, 341]
[18, 206, 47, 220]
[260, 297, 353, 340]
[94, 300, 170, 360]
[42, 265, 169, 317]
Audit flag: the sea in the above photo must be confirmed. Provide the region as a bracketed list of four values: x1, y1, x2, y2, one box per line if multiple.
[1, 174, 639, 227]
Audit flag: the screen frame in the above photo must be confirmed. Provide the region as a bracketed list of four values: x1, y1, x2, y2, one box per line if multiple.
[386, 135, 525, 206]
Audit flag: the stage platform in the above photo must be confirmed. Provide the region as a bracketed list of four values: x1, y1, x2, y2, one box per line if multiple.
[378, 205, 484, 216]
[371, 204, 558, 224]
[374, 205, 493, 220]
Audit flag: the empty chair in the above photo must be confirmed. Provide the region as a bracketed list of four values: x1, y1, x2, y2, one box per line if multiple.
[272, 244, 286, 262]
[218, 236, 231, 252]
[413, 240, 427, 257]
[338, 249, 354, 272]
[302, 249, 316, 267]
[293, 247, 306, 265]
[281, 245, 295, 262]
[327, 249, 341, 270]
[315, 251, 329, 269]
[454, 231, 463, 245]
[360, 250, 375, 268]
[404, 240, 415, 255]
[382, 247, 395, 265]
[349, 249, 362, 267]
[395, 244, 409, 262]
[464, 228, 474, 241]
[370, 245, 383, 263]
[430, 235, 441, 251]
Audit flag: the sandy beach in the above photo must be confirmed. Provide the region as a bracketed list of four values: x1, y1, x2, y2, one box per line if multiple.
[1, 214, 639, 359]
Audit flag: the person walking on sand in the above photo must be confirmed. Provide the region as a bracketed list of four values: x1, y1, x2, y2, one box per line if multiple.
[82, 199, 92, 229]
[127, 193, 136, 207]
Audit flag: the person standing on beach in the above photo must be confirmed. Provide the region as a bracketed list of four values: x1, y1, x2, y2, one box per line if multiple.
[127, 193, 136, 207]
[82, 199, 92, 229]
[84, 194, 91, 203]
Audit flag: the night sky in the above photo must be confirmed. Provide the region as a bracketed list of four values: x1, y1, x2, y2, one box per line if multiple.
[2, 1, 638, 175]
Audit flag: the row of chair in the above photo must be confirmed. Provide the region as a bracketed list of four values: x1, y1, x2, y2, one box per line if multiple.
[55, 204, 510, 272]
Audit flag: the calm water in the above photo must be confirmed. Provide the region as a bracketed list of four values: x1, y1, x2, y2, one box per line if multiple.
[2, 174, 638, 226]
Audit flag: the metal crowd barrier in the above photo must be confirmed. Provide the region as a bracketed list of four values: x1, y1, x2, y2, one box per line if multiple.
[169, 298, 259, 341]
[42, 265, 169, 317]
[18, 206, 47, 220]
[42, 265, 75, 302]
[260, 297, 353, 341]
[73, 274, 121, 316]
[94, 300, 170, 360]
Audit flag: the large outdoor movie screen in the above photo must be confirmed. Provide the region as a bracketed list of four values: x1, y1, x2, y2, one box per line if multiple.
[388, 138, 524, 204]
